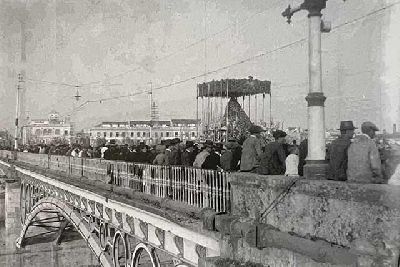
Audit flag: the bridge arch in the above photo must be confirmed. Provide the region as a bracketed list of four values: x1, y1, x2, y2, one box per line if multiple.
[130, 243, 160, 267]
[17, 197, 113, 267]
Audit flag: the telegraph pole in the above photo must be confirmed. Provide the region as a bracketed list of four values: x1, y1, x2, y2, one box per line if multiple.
[149, 82, 153, 145]
[14, 74, 23, 151]
[282, 0, 333, 179]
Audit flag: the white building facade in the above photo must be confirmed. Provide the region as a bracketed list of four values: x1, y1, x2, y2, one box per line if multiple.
[89, 119, 199, 146]
[22, 111, 72, 145]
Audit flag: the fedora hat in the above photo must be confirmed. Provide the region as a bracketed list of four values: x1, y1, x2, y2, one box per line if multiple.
[337, 121, 357, 131]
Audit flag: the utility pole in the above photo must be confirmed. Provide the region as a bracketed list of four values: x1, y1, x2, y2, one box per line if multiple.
[149, 82, 153, 145]
[14, 74, 24, 151]
[282, 0, 334, 179]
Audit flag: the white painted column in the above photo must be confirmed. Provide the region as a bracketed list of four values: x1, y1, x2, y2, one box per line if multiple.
[381, 1, 400, 132]
[306, 14, 326, 161]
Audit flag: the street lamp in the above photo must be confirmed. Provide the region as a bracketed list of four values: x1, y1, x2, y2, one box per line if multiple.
[281, 0, 336, 179]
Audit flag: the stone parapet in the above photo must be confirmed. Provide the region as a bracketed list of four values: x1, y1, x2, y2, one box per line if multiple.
[226, 173, 400, 266]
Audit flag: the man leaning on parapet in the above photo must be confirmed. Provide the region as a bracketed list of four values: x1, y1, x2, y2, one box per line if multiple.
[327, 121, 356, 181]
[347, 121, 384, 184]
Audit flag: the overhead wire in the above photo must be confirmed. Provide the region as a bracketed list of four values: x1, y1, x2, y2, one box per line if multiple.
[58, 1, 400, 117]
[79, 0, 284, 86]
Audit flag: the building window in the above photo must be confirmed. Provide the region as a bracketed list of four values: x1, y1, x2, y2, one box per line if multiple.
[166, 132, 170, 137]
[48, 129, 52, 135]
[35, 129, 41, 135]
[160, 132, 163, 137]
[191, 132, 196, 137]
[103, 132, 107, 137]
[137, 132, 141, 137]
[155, 132, 158, 138]
[97, 132, 101, 137]
[131, 132, 134, 138]
[116, 132, 119, 137]
[110, 132, 113, 137]
[143, 132, 146, 137]
[64, 130, 68, 135]
[55, 129, 60, 135]
[175, 132, 179, 137]
[121, 132, 126, 138]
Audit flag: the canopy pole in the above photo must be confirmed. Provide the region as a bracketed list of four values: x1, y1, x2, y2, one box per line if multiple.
[202, 96, 204, 137]
[248, 95, 251, 121]
[207, 83, 210, 137]
[255, 94, 258, 124]
[196, 85, 199, 139]
[220, 81, 223, 125]
[270, 92, 272, 129]
[262, 93, 265, 127]
[226, 80, 229, 141]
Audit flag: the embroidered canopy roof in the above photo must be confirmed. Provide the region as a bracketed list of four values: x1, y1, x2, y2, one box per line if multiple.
[197, 76, 271, 98]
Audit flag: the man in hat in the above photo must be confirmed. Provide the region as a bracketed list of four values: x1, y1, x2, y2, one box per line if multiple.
[228, 138, 242, 171]
[327, 121, 356, 181]
[181, 141, 196, 166]
[240, 125, 264, 172]
[220, 142, 234, 171]
[153, 144, 167, 165]
[202, 143, 222, 170]
[168, 138, 181, 165]
[347, 121, 384, 183]
[258, 130, 287, 175]
[193, 140, 213, 168]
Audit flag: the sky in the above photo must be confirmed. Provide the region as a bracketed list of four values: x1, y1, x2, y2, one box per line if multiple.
[0, 0, 399, 133]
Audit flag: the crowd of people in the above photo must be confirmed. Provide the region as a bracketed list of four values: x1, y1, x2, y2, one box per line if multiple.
[4, 119, 398, 184]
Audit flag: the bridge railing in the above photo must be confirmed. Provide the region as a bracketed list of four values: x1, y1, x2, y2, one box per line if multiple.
[0, 151, 230, 213]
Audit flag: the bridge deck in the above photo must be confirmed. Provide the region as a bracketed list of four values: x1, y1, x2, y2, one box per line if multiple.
[0, 155, 222, 266]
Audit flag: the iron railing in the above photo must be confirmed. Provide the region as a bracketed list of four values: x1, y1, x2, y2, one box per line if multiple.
[0, 151, 230, 212]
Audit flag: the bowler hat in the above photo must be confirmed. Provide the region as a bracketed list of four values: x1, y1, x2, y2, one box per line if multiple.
[249, 125, 265, 134]
[361, 121, 379, 132]
[273, 130, 287, 139]
[337, 121, 357, 131]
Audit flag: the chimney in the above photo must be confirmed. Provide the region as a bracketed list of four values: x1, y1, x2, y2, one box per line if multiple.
[394, 124, 397, 134]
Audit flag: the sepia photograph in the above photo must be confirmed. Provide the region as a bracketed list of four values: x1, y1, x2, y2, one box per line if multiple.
[0, 0, 400, 266]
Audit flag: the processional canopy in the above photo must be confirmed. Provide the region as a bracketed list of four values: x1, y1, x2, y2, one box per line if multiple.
[197, 76, 271, 98]
[197, 76, 271, 142]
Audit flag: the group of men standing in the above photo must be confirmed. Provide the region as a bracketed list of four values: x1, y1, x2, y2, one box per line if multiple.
[239, 125, 304, 176]
[328, 121, 384, 183]
[237, 120, 386, 184]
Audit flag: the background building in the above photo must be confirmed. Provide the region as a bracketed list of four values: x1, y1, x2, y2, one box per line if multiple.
[89, 119, 199, 146]
[22, 111, 72, 145]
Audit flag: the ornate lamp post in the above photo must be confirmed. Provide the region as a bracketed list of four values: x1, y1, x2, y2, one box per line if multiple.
[282, 0, 332, 179]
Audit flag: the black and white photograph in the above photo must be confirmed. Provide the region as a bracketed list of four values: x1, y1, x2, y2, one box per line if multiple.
[0, 0, 399, 266]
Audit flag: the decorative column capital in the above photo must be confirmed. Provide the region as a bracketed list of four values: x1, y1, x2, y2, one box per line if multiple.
[301, 0, 327, 16]
[305, 92, 326, 107]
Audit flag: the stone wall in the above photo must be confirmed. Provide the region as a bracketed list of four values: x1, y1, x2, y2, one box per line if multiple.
[224, 173, 400, 266]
